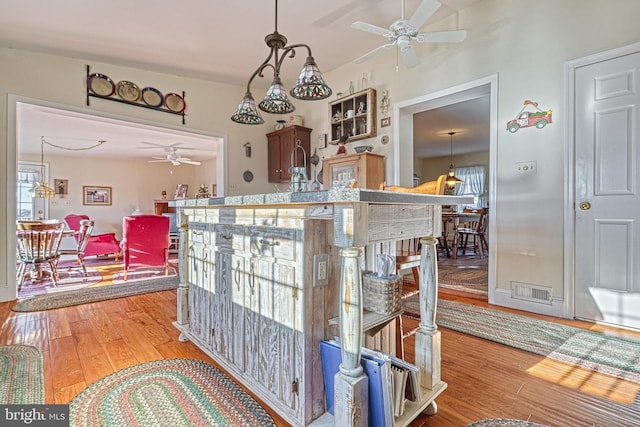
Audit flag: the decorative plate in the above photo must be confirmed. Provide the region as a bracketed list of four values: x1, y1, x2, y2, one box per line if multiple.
[141, 87, 164, 107]
[116, 80, 141, 102]
[88, 73, 115, 96]
[165, 93, 186, 113]
[243, 170, 254, 183]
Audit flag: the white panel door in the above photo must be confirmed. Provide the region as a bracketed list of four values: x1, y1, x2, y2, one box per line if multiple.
[574, 51, 640, 328]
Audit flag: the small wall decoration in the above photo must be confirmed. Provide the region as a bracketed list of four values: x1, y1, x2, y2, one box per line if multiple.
[174, 184, 189, 199]
[212, 184, 217, 197]
[83, 186, 111, 205]
[54, 179, 68, 195]
[195, 184, 210, 199]
[243, 142, 252, 157]
[507, 100, 553, 133]
[380, 90, 391, 127]
[317, 133, 327, 149]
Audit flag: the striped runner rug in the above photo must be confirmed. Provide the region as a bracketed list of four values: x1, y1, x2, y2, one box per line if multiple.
[403, 297, 640, 384]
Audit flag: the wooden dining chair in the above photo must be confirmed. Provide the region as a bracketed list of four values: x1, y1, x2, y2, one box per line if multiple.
[395, 237, 421, 297]
[16, 221, 65, 290]
[456, 208, 489, 259]
[59, 219, 94, 276]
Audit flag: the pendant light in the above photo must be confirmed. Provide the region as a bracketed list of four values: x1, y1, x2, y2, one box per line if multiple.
[445, 131, 463, 188]
[29, 137, 56, 198]
[231, 0, 332, 125]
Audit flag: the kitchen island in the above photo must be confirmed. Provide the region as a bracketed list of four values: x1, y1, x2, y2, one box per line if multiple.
[171, 189, 471, 426]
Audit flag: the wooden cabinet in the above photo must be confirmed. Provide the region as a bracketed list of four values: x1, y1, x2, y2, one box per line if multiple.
[267, 125, 312, 183]
[322, 152, 385, 190]
[329, 88, 376, 144]
[154, 199, 175, 215]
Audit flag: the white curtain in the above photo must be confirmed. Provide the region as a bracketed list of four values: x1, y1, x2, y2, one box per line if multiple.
[453, 165, 487, 210]
[17, 170, 39, 184]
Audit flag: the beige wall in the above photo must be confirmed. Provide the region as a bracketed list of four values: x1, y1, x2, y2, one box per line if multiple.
[19, 153, 208, 238]
[3, 0, 640, 314]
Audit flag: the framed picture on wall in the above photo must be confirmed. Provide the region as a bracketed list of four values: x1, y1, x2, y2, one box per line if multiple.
[174, 184, 189, 199]
[54, 179, 68, 195]
[83, 186, 112, 205]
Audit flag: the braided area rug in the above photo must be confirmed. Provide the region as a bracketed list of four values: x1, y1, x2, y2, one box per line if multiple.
[70, 358, 275, 427]
[0, 345, 44, 404]
[403, 297, 640, 384]
[12, 276, 178, 312]
[467, 419, 548, 427]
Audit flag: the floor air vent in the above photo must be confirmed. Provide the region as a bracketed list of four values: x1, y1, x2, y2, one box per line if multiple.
[511, 282, 552, 305]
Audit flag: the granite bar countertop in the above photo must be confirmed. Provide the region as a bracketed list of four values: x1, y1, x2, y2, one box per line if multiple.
[170, 188, 473, 208]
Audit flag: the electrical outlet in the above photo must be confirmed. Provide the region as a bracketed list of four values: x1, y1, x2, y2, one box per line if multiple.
[516, 160, 537, 174]
[313, 254, 329, 287]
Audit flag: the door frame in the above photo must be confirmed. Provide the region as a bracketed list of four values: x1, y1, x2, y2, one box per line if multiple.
[391, 74, 498, 303]
[564, 41, 640, 319]
[3, 94, 228, 303]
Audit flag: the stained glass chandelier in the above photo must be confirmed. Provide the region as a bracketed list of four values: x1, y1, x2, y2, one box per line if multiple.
[231, 0, 332, 125]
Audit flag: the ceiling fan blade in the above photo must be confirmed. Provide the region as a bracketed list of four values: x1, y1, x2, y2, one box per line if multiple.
[315, 1, 361, 27]
[354, 43, 395, 64]
[314, 0, 383, 27]
[407, 0, 442, 31]
[148, 159, 168, 163]
[416, 30, 467, 43]
[137, 141, 167, 149]
[401, 45, 420, 69]
[151, 156, 167, 160]
[351, 21, 391, 37]
[180, 159, 201, 166]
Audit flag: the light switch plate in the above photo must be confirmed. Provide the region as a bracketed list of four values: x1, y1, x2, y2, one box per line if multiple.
[313, 254, 329, 287]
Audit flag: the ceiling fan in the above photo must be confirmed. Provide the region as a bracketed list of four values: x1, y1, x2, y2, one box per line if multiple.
[136, 141, 201, 165]
[148, 147, 201, 166]
[351, 0, 467, 69]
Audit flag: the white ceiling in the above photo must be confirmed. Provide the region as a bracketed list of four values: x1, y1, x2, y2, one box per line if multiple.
[2, 0, 487, 161]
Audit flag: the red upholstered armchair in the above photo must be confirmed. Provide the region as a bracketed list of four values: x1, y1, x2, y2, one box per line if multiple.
[121, 215, 170, 281]
[64, 214, 121, 260]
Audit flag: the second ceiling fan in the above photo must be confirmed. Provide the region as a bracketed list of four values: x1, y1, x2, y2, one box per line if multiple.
[148, 147, 201, 166]
[351, 0, 467, 69]
[137, 142, 201, 166]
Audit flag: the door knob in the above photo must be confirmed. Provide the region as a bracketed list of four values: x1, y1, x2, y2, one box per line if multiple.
[579, 201, 591, 210]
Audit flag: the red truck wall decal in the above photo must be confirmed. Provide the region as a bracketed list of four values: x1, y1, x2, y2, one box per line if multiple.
[507, 100, 552, 133]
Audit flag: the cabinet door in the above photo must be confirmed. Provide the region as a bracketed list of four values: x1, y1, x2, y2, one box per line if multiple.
[329, 162, 358, 188]
[187, 241, 212, 348]
[267, 136, 283, 182]
[279, 130, 296, 182]
[254, 257, 301, 415]
[213, 250, 244, 369]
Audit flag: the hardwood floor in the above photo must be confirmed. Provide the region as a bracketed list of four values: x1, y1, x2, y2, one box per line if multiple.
[2, 290, 640, 426]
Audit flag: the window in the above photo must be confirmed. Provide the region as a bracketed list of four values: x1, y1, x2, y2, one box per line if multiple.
[453, 165, 487, 210]
[17, 161, 48, 220]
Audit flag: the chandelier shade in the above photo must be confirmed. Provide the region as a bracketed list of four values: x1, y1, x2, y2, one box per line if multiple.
[231, 92, 265, 125]
[231, 0, 331, 124]
[290, 57, 332, 100]
[259, 76, 296, 114]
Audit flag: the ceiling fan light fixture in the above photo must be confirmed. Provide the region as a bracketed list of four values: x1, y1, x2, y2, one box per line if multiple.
[259, 76, 296, 114]
[231, 91, 265, 125]
[231, 0, 331, 124]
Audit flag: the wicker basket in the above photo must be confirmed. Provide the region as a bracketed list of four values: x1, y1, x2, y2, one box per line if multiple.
[362, 272, 403, 315]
